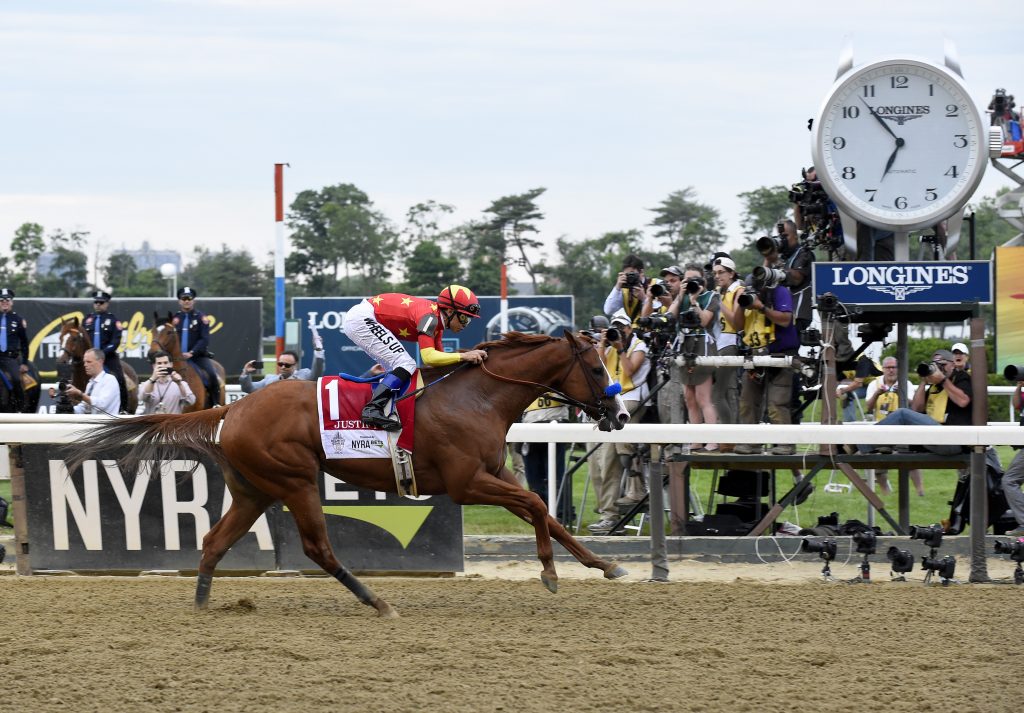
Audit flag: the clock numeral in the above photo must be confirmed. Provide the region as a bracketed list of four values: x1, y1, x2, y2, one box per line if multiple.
[832, 136, 846, 149]
[864, 189, 877, 203]
[890, 75, 909, 89]
[946, 104, 960, 117]
[928, 83, 934, 97]
[863, 85, 875, 98]
[841, 166, 856, 179]
[953, 134, 968, 148]
[945, 165, 959, 178]
[842, 106, 860, 119]
[895, 196, 908, 209]
[925, 188, 938, 202]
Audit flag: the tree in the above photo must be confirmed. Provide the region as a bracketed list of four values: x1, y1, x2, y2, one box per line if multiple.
[967, 188, 1019, 260]
[403, 240, 463, 295]
[737, 185, 792, 237]
[647, 188, 726, 265]
[404, 200, 455, 243]
[481, 188, 547, 293]
[179, 245, 270, 297]
[7, 222, 46, 294]
[286, 183, 400, 296]
[105, 253, 139, 292]
[37, 229, 90, 297]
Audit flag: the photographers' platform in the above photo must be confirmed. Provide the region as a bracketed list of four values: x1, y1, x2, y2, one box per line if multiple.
[675, 450, 972, 537]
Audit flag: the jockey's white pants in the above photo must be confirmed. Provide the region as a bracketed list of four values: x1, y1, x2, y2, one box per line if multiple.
[342, 300, 417, 375]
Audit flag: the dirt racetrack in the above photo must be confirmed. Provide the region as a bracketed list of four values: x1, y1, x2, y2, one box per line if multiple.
[2, 558, 1022, 713]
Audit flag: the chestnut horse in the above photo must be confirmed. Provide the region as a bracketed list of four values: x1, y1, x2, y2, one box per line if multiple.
[148, 313, 226, 412]
[57, 317, 139, 414]
[67, 331, 628, 618]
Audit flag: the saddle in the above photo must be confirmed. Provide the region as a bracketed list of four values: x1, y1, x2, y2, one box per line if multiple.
[317, 375, 418, 497]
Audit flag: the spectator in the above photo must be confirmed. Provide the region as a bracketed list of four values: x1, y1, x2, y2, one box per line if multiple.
[174, 286, 221, 407]
[732, 264, 799, 455]
[587, 308, 651, 533]
[863, 356, 923, 496]
[672, 264, 721, 452]
[856, 349, 971, 456]
[951, 342, 970, 374]
[84, 290, 128, 413]
[603, 254, 647, 322]
[520, 393, 572, 522]
[241, 345, 325, 393]
[711, 256, 743, 427]
[142, 350, 196, 414]
[1001, 378, 1024, 536]
[641, 265, 683, 319]
[0, 287, 29, 413]
[50, 348, 120, 415]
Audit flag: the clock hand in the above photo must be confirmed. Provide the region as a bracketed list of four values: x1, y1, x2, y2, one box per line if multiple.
[881, 137, 906, 182]
[860, 97, 899, 140]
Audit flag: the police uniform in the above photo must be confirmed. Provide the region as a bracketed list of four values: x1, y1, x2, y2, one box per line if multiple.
[84, 290, 128, 412]
[173, 286, 219, 406]
[0, 287, 29, 412]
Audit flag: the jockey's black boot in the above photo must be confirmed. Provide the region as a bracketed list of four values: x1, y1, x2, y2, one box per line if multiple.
[361, 382, 401, 431]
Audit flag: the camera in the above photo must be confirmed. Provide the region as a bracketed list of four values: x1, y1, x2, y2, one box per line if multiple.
[886, 546, 915, 574]
[677, 309, 702, 330]
[909, 523, 945, 549]
[1004, 364, 1024, 382]
[684, 277, 703, 295]
[636, 313, 676, 330]
[624, 272, 641, 289]
[752, 266, 786, 290]
[801, 537, 838, 561]
[649, 281, 667, 299]
[799, 327, 821, 347]
[817, 292, 839, 314]
[916, 362, 939, 378]
[250, 360, 263, 372]
[995, 538, 1024, 562]
[921, 554, 956, 581]
[57, 379, 69, 393]
[755, 235, 786, 256]
[604, 327, 621, 344]
[737, 292, 755, 310]
[852, 530, 877, 555]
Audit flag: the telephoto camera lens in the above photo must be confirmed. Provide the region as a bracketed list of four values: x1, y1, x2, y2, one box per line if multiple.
[604, 327, 621, 343]
[737, 293, 755, 309]
[755, 235, 785, 256]
[916, 362, 938, 378]
[1004, 364, 1024, 381]
[909, 523, 945, 549]
[684, 278, 703, 294]
[650, 281, 666, 298]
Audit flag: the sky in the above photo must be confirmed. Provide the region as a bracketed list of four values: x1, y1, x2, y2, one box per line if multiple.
[2, 0, 1020, 283]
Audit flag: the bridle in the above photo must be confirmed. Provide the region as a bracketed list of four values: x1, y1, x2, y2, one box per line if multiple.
[478, 336, 621, 420]
[58, 326, 88, 367]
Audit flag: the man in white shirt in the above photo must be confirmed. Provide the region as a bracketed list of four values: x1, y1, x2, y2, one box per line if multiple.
[142, 350, 196, 414]
[64, 348, 120, 415]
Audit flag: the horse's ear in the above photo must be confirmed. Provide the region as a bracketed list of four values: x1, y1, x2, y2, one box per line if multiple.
[563, 328, 579, 345]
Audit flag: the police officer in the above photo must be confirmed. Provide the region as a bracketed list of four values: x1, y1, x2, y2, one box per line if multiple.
[173, 286, 220, 407]
[0, 287, 30, 412]
[84, 289, 128, 413]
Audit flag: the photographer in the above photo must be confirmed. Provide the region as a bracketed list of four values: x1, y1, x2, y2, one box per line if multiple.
[142, 350, 196, 414]
[855, 349, 971, 456]
[732, 263, 799, 455]
[757, 220, 814, 332]
[640, 265, 684, 319]
[862, 356, 923, 496]
[1001, 375, 1024, 537]
[586, 309, 651, 533]
[48, 348, 120, 415]
[670, 264, 721, 452]
[241, 340, 324, 393]
[603, 254, 647, 322]
[712, 256, 743, 425]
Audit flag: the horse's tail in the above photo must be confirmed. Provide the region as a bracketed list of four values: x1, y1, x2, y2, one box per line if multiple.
[63, 404, 234, 479]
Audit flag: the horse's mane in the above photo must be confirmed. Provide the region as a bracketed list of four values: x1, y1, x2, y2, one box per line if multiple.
[419, 331, 569, 381]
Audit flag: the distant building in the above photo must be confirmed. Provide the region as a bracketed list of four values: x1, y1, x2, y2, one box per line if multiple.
[112, 241, 181, 272]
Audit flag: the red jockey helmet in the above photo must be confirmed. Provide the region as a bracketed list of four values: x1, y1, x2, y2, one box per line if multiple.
[437, 285, 481, 318]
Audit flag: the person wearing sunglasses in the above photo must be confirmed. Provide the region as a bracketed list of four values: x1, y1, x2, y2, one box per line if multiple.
[173, 286, 221, 407]
[342, 284, 488, 431]
[84, 290, 129, 413]
[0, 287, 29, 412]
[240, 341, 324, 394]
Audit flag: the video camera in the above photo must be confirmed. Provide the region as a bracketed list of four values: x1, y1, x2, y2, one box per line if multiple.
[991, 88, 1016, 117]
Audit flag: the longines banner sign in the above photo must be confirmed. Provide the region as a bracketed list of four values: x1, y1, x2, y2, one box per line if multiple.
[21, 446, 463, 573]
[16, 297, 262, 378]
[813, 261, 993, 306]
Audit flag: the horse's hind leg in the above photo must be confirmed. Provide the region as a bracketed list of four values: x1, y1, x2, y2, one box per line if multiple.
[195, 489, 272, 611]
[496, 467, 628, 580]
[284, 485, 398, 619]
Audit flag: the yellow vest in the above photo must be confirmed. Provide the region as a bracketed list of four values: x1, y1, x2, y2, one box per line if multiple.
[525, 394, 560, 412]
[720, 286, 739, 335]
[873, 385, 900, 420]
[925, 384, 950, 423]
[604, 339, 641, 392]
[742, 308, 774, 349]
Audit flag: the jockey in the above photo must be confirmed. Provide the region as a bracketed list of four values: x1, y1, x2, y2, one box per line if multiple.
[342, 284, 488, 431]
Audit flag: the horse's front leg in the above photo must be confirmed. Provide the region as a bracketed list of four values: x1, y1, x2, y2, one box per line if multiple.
[494, 466, 628, 581]
[457, 467, 560, 593]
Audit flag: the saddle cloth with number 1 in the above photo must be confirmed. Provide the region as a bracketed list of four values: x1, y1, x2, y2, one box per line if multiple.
[316, 375, 416, 459]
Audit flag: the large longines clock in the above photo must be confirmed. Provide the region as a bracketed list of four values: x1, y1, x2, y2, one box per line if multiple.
[812, 55, 989, 234]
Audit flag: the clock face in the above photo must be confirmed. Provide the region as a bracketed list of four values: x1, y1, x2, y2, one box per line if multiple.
[813, 58, 985, 231]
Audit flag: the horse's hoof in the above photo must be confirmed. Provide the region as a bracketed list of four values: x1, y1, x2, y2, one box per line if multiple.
[540, 573, 559, 594]
[604, 564, 629, 580]
[374, 601, 400, 619]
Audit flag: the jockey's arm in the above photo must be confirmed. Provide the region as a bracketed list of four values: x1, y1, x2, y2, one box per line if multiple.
[419, 346, 462, 366]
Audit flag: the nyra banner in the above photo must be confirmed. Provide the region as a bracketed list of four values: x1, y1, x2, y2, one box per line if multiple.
[16, 297, 262, 379]
[21, 446, 463, 573]
[813, 261, 993, 306]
